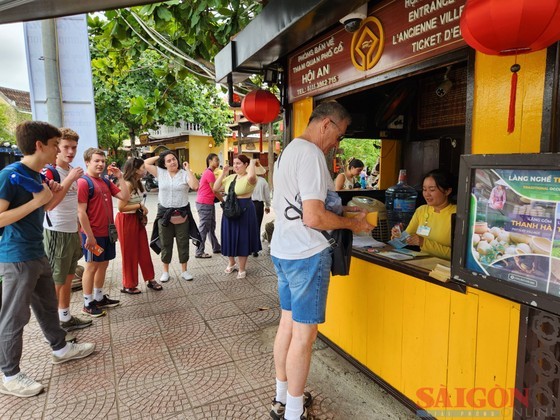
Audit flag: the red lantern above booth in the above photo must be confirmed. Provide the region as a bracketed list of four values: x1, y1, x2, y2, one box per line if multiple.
[460, 0, 560, 56]
[460, 0, 560, 133]
[241, 90, 281, 124]
[241, 89, 281, 152]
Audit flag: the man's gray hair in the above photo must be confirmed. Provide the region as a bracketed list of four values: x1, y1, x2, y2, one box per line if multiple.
[308, 101, 351, 125]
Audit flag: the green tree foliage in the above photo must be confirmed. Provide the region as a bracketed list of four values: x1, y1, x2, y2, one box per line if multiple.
[0, 102, 15, 144]
[88, 0, 261, 153]
[337, 139, 381, 173]
[95, 1, 261, 80]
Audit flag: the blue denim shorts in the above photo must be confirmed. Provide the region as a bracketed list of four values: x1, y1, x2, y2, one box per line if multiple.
[80, 234, 116, 262]
[272, 247, 332, 324]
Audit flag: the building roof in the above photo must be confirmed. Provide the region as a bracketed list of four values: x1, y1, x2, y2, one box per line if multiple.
[0, 87, 31, 113]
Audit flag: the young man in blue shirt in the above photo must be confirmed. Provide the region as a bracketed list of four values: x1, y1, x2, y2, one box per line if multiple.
[0, 121, 95, 398]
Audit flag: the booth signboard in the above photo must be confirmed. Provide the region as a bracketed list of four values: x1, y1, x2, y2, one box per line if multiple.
[453, 154, 560, 315]
[288, 0, 466, 102]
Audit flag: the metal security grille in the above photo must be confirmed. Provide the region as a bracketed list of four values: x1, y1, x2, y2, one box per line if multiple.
[518, 308, 560, 419]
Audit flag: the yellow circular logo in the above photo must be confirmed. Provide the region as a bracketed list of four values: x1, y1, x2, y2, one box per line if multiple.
[351, 16, 384, 71]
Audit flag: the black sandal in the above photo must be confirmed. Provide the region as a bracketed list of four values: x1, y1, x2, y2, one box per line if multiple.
[121, 287, 141, 294]
[147, 280, 163, 291]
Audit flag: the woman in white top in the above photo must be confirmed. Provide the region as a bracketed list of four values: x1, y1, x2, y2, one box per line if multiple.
[115, 158, 160, 294]
[334, 158, 364, 190]
[145, 151, 199, 282]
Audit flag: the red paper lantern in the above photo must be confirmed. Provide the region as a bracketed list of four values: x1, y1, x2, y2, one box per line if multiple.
[460, 0, 560, 132]
[241, 90, 281, 124]
[460, 0, 560, 56]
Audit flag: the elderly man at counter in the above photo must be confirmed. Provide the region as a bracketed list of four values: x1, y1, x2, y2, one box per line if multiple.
[391, 169, 456, 260]
[270, 101, 372, 420]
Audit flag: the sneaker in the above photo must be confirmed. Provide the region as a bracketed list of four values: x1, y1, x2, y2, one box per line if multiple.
[0, 373, 43, 398]
[60, 316, 92, 332]
[180, 271, 194, 281]
[270, 391, 313, 420]
[81, 302, 106, 318]
[71, 277, 82, 291]
[52, 342, 95, 365]
[95, 295, 120, 308]
[160, 272, 170, 282]
[43, 332, 76, 344]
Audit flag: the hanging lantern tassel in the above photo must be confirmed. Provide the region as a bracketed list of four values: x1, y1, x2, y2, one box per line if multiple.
[508, 64, 521, 134]
[259, 126, 263, 152]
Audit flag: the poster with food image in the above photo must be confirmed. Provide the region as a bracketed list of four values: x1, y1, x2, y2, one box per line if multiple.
[466, 168, 560, 295]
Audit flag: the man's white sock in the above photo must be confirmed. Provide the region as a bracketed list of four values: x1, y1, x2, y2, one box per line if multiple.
[94, 288, 103, 302]
[285, 392, 304, 420]
[59, 308, 71, 322]
[275, 378, 288, 404]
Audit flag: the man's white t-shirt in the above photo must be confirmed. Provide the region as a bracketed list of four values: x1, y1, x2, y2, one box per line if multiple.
[43, 165, 79, 233]
[271, 138, 334, 260]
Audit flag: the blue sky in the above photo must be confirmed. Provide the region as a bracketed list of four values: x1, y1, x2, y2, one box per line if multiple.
[0, 23, 29, 91]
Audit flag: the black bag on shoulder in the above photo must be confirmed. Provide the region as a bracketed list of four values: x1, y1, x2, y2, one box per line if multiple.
[321, 228, 353, 276]
[221, 176, 244, 219]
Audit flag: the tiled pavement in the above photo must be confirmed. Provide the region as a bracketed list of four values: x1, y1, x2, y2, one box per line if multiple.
[0, 192, 417, 419]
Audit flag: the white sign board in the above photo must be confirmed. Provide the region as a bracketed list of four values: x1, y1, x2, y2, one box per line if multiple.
[24, 15, 98, 169]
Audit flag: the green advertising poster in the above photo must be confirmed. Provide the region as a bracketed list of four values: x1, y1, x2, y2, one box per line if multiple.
[466, 168, 560, 296]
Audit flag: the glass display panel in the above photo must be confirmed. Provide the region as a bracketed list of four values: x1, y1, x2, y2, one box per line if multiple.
[452, 154, 560, 315]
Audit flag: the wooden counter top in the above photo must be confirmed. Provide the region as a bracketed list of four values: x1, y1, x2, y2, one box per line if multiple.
[351, 247, 466, 293]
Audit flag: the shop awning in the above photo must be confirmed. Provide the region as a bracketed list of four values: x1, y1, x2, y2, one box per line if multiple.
[215, 0, 369, 83]
[0, 0, 157, 24]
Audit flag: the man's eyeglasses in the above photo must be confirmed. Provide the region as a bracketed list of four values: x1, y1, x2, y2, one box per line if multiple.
[329, 119, 345, 142]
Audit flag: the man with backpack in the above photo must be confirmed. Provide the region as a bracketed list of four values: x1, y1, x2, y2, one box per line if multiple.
[43, 128, 92, 335]
[0, 121, 95, 398]
[77, 148, 130, 317]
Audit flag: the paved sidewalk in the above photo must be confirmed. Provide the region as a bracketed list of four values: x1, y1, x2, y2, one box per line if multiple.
[0, 192, 417, 419]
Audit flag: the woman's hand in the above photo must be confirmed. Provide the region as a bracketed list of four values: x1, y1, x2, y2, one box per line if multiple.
[183, 161, 190, 171]
[222, 164, 230, 174]
[390, 226, 401, 239]
[406, 234, 424, 247]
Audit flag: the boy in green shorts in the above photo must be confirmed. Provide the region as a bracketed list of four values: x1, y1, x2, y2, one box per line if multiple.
[43, 128, 92, 332]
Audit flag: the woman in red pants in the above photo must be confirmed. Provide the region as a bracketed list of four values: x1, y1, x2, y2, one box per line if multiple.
[115, 158, 162, 294]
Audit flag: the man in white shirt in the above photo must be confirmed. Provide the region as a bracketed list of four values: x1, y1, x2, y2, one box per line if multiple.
[43, 128, 92, 335]
[269, 102, 372, 420]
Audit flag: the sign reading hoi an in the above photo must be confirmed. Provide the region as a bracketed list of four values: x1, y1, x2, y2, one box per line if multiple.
[288, 0, 466, 102]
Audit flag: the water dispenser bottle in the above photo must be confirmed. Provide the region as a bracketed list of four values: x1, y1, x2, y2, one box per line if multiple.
[385, 169, 418, 230]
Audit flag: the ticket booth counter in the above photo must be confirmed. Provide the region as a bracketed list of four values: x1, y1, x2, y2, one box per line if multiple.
[215, 0, 556, 417]
[320, 250, 520, 419]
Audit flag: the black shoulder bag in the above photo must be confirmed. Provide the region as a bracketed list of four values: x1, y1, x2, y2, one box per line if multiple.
[221, 176, 244, 219]
[284, 197, 353, 276]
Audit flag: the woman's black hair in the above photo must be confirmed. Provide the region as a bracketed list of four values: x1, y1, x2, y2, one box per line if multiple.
[424, 169, 457, 202]
[348, 158, 364, 169]
[206, 153, 218, 168]
[157, 150, 180, 169]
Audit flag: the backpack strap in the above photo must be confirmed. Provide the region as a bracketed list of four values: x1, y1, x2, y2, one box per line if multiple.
[42, 164, 60, 183]
[81, 175, 112, 201]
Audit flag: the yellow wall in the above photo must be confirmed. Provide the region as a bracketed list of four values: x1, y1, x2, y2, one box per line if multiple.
[292, 97, 314, 138]
[320, 259, 520, 420]
[472, 50, 547, 154]
[378, 140, 401, 189]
